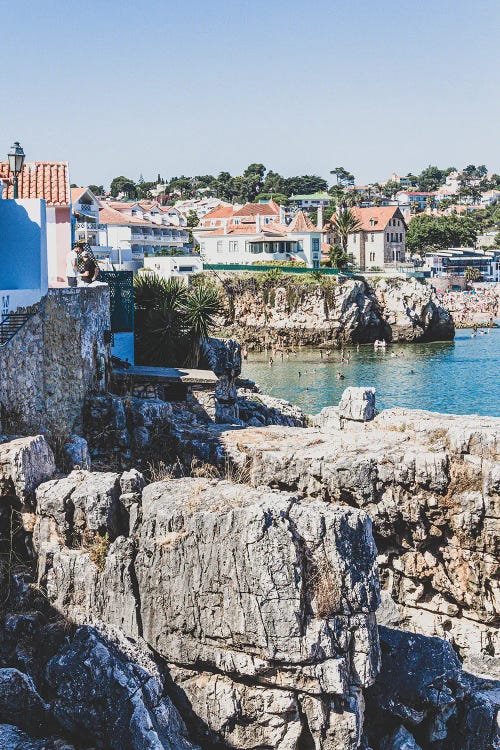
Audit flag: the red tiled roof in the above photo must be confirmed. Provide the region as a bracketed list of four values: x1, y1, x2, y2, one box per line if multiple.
[233, 201, 280, 217]
[200, 204, 235, 221]
[337, 206, 407, 232]
[0, 161, 70, 206]
[288, 210, 318, 232]
[71, 187, 88, 203]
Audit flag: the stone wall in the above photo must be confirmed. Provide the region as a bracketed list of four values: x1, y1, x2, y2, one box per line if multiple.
[0, 287, 111, 437]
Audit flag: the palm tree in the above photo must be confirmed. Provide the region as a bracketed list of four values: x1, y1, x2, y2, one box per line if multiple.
[330, 208, 363, 255]
[181, 284, 222, 367]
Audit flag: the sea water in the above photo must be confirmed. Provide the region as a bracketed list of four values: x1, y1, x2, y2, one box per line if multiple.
[242, 326, 500, 417]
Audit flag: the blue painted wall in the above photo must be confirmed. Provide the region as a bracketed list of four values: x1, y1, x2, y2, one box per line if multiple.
[0, 199, 47, 290]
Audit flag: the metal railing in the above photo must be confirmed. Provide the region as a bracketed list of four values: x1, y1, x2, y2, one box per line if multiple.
[0, 312, 34, 346]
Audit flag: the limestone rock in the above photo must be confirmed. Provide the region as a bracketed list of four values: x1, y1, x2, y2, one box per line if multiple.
[0, 436, 55, 501]
[135, 478, 380, 694]
[338, 387, 376, 422]
[0, 669, 50, 735]
[380, 725, 423, 750]
[170, 666, 302, 750]
[63, 434, 90, 470]
[45, 625, 198, 750]
[374, 278, 454, 342]
[219, 408, 500, 661]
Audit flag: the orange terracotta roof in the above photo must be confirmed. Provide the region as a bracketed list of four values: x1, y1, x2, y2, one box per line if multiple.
[340, 206, 407, 232]
[201, 204, 235, 221]
[0, 161, 70, 206]
[288, 210, 319, 232]
[99, 206, 155, 226]
[71, 187, 88, 203]
[233, 201, 280, 217]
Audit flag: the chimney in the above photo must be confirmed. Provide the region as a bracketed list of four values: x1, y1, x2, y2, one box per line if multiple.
[255, 212, 261, 233]
[222, 218, 228, 232]
[279, 204, 286, 225]
[317, 205, 323, 230]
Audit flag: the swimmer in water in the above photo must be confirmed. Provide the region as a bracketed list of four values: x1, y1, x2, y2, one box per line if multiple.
[337, 372, 345, 380]
[298, 371, 302, 378]
[409, 369, 414, 374]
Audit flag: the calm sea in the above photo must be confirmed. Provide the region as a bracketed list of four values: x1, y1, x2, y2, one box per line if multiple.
[242, 325, 500, 417]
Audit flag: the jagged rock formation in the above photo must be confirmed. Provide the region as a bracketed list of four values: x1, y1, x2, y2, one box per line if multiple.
[218, 408, 500, 668]
[219, 277, 454, 346]
[33, 473, 380, 749]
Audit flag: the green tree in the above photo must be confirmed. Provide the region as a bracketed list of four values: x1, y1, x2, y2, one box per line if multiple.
[88, 184, 104, 195]
[465, 266, 481, 282]
[330, 167, 354, 187]
[110, 176, 137, 199]
[329, 209, 363, 255]
[406, 214, 478, 255]
[181, 283, 221, 366]
[328, 244, 349, 269]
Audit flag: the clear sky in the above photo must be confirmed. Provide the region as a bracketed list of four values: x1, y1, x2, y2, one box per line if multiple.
[1, 0, 499, 188]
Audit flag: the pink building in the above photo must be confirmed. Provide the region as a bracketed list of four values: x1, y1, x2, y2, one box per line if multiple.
[0, 161, 71, 286]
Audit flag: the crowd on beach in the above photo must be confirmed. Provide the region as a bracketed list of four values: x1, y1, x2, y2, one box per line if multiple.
[438, 286, 500, 328]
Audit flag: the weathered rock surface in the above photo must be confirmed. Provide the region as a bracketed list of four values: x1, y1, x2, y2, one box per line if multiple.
[219, 277, 454, 346]
[34, 474, 381, 749]
[219, 407, 500, 665]
[339, 386, 376, 422]
[365, 626, 500, 750]
[0, 436, 55, 502]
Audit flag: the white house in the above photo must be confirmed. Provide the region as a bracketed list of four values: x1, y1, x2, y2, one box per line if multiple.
[325, 206, 407, 270]
[194, 201, 323, 268]
[0, 198, 48, 315]
[288, 192, 331, 209]
[142, 255, 203, 284]
[0, 161, 71, 286]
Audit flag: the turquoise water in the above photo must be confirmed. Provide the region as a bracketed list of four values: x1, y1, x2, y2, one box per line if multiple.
[242, 326, 500, 416]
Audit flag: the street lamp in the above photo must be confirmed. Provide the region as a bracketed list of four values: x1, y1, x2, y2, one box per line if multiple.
[8, 141, 25, 199]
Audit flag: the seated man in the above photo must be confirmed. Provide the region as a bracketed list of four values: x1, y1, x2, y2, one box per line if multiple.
[79, 252, 99, 285]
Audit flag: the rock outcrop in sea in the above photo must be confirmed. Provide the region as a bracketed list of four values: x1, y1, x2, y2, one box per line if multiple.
[219, 276, 454, 346]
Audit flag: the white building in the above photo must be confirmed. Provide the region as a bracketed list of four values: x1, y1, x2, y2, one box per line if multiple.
[97, 200, 190, 271]
[194, 201, 323, 268]
[0, 198, 48, 315]
[175, 196, 233, 219]
[142, 255, 203, 283]
[325, 206, 407, 270]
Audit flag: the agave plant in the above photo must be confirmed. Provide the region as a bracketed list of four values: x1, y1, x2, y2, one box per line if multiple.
[133, 273, 222, 367]
[181, 283, 222, 367]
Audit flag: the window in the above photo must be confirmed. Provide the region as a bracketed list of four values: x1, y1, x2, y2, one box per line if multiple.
[399, 233, 403, 242]
[2, 295, 10, 317]
[386, 233, 389, 242]
[371, 233, 375, 242]
[217, 241, 223, 254]
[312, 238, 320, 252]
[369, 252, 376, 262]
[353, 234, 357, 243]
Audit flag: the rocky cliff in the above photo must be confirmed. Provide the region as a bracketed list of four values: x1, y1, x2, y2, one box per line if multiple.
[1, 385, 499, 749]
[219, 276, 454, 346]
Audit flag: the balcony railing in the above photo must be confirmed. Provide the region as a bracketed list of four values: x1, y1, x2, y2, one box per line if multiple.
[75, 222, 99, 231]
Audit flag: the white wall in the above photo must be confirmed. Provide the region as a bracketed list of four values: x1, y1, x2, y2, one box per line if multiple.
[0, 198, 48, 313]
[143, 255, 203, 283]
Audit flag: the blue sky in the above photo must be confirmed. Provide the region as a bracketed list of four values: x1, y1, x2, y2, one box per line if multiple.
[1, 0, 499, 187]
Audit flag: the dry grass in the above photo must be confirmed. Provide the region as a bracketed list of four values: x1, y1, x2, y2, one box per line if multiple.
[309, 555, 342, 618]
[83, 531, 110, 572]
[444, 460, 483, 504]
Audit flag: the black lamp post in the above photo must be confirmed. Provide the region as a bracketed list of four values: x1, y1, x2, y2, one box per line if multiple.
[8, 142, 25, 199]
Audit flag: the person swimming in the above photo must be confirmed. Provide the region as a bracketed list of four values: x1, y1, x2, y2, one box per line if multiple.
[337, 372, 345, 380]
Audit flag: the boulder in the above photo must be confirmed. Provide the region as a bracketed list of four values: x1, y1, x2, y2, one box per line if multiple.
[0, 669, 50, 735]
[45, 626, 198, 750]
[338, 387, 376, 422]
[0, 436, 55, 502]
[380, 725, 423, 750]
[63, 434, 90, 471]
[135, 478, 380, 692]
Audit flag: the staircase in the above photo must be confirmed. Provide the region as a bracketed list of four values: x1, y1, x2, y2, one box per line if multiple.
[0, 312, 33, 346]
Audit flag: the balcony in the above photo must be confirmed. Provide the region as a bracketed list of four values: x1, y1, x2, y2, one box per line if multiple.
[75, 222, 99, 232]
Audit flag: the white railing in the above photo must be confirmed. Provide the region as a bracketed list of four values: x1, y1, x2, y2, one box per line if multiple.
[75, 222, 98, 231]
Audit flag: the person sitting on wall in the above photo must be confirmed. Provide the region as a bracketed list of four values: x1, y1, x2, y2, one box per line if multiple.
[66, 243, 79, 287]
[79, 251, 99, 285]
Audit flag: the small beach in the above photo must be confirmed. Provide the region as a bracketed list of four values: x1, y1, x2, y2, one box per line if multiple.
[242, 324, 500, 416]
